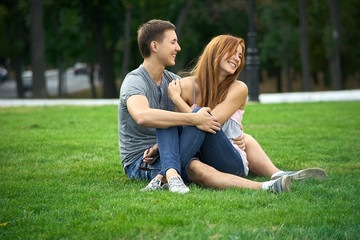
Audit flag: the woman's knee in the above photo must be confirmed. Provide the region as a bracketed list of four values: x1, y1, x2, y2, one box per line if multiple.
[188, 160, 217, 185]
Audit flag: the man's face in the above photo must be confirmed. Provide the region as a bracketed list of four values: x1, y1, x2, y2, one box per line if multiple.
[156, 30, 181, 66]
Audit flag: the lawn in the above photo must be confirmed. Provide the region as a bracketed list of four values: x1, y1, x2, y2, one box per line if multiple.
[0, 101, 359, 239]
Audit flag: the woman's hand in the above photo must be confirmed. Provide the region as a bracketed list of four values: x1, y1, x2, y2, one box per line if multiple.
[168, 79, 182, 101]
[233, 134, 245, 151]
[168, 79, 193, 113]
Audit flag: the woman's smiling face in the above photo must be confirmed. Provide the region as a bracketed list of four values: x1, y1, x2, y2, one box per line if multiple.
[219, 44, 243, 80]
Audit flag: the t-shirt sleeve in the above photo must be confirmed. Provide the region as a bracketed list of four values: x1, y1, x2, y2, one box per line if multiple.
[120, 74, 146, 103]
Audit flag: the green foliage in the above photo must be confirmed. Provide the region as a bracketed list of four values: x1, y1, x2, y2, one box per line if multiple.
[258, 1, 299, 72]
[339, 0, 360, 77]
[44, 2, 85, 68]
[0, 0, 359, 93]
[0, 0, 30, 64]
[0, 101, 359, 239]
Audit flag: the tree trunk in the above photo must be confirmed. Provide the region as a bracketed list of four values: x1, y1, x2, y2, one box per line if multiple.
[328, 0, 342, 90]
[275, 67, 282, 92]
[121, 4, 132, 81]
[298, 0, 312, 91]
[284, 61, 292, 92]
[6, 4, 25, 98]
[57, 60, 66, 97]
[93, 20, 117, 98]
[175, 0, 194, 40]
[89, 64, 97, 98]
[172, 0, 194, 72]
[51, 3, 66, 97]
[13, 56, 24, 98]
[282, 44, 292, 92]
[30, 0, 47, 98]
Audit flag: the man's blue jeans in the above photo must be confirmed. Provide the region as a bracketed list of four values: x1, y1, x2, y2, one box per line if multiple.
[125, 154, 162, 180]
[126, 108, 245, 182]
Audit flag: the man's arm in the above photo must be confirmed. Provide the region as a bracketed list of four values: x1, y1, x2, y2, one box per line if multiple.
[127, 94, 221, 133]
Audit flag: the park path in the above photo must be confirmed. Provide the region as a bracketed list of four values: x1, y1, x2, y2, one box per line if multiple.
[0, 89, 359, 107]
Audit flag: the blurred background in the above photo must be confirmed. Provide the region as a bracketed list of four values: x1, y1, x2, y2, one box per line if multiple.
[0, 0, 359, 99]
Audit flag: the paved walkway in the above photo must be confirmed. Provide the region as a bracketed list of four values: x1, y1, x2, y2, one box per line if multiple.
[0, 89, 359, 107]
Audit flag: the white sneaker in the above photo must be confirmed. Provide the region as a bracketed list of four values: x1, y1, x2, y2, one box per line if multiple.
[271, 168, 327, 181]
[168, 176, 190, 194]
[140, 177, 164, 191]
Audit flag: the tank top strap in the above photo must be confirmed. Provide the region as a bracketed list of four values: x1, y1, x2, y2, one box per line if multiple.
[192, 77, 196, 105]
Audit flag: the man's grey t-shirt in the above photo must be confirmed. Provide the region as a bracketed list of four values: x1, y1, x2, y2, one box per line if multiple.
[118, 65, 180, 170]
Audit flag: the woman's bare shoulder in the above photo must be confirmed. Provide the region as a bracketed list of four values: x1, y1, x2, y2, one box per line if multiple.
[179, 76, 195, 103]
[230, 80, 248, 94]
[179, 76, 195, 93]
[180, 76, 194, 87]
[225, 80, 248, 109]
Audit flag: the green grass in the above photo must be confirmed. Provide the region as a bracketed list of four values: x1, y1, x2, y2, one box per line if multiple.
[0, 101, 359, 239]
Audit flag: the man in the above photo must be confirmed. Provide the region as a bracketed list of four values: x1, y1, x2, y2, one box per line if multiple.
[118, 19, 221, 193]
[118, 19, 326, 194]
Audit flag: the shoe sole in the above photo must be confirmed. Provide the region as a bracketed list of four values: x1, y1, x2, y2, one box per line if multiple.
[272, 168, 327, 181]
[281, 175, 291, 192]
[289, 168, 327, 181]
[170, 188, 190, 194]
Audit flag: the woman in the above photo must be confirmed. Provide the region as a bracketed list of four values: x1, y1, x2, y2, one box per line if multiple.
[169, 34, 249, 176]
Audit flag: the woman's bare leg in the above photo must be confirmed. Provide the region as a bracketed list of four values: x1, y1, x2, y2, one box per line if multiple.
[188, 160, 263, 190]
[244, 133, 281, 177]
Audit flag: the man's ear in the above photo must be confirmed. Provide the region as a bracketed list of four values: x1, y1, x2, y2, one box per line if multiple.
[150, 41, 158, 53]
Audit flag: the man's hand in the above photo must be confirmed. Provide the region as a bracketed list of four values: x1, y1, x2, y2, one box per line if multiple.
[142, 145, 159, 165]
[233, 134, 245, 151]
[194, 107, 221, 134]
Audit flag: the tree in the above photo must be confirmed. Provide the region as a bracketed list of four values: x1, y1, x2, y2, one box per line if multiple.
[258, 0, 299, 92]
[327, 0, 342, 90]
[2, 0, 359, 99]
[79, 0, 124, 98]
[0, 0, 30, 98]
[298, 0, 312, 91]
[121, 2, 132, 80]
[30, 0, 47, 97]
[46, 0, 66, 97]
[339, 0, 360, 86]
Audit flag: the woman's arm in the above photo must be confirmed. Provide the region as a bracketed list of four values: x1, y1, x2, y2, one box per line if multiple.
[169, 78, 248, 125]
[212, 81, 248, 151]
[169, 77, 248, 150]
[210, 81, 248, 125]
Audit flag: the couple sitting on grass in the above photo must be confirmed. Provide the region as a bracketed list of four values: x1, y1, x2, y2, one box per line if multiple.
[118, 19, 326, 194]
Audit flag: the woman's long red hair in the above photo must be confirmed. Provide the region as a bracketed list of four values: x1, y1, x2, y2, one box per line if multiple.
[191, 35, 245, 109]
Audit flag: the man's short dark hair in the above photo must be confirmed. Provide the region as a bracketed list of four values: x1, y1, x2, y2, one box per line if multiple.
[137, 19, 176, 58]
